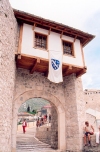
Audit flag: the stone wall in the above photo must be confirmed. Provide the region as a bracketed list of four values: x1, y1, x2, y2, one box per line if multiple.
[64, 75, 85, 151]
[14, 69, 65, 104]
[12, 69, 85, 151]
[12, 69, 65, 151]
[51, 106, 58, 149]
[35, 126, 51, 145]
[35, 106, 58, 148]
[84, 89, 100, 112]
[84, 90, 100, 132]
[0, 0, 18, 151]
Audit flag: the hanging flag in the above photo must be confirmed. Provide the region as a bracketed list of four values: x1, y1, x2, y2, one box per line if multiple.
[48, 50, 63, 83]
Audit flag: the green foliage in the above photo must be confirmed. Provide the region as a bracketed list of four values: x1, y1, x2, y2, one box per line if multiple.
[28, 110, 37, 115]
[18, 98, 49, 113]
[17, 121, 22, 125]
[27, 105, 30, 112]
[32, 109, 37, 114]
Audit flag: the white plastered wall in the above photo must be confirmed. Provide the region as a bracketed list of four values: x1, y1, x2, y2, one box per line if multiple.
[21, 23, 84, 67]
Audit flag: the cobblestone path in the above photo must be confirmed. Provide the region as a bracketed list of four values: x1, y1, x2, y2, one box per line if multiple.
[16, 127, 60, 152]
[16, 127, 100, 152]
[83, 145, 100, 152]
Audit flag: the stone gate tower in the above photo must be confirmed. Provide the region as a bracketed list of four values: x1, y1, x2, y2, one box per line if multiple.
[0, 0, 94, 152]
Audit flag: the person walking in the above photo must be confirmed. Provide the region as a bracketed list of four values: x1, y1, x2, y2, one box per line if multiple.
[49, 114, 51, 123]
[22, 119, 27, 134]
[36, 119, 40, 127]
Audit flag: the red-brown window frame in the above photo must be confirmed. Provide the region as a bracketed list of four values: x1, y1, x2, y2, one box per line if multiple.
[34, 32, 48, 50]
[62, 40, 74, 56]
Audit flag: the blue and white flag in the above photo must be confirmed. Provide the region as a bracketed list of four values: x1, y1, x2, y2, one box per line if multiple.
[48, 50, 63, 83]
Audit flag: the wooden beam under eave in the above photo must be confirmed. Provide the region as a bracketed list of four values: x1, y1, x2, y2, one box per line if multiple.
[63, 66, 72, 77]
[44, 71, 48, 77]
[82, 38, 90, 47]
[17, 16, 88, 40]
[37, 58, 40, 63]
[60, 31, 63, 38]
[76, 68, 86, 78]
[30, 58, 40, 74]
[69, 65, 72, 70]
[33, 23, 36, 30]
[63, 67, 69, 77]
[74, 35, 77, 42]
[17, 54, 21, 59]
[48, 27, 51, 35]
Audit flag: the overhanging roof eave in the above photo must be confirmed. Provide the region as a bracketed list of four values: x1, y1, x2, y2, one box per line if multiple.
[13, 9, 95, 47]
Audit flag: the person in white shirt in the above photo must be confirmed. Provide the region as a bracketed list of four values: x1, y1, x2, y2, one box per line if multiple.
[22, 119, 27, 134]
[84, 121, 94, 146]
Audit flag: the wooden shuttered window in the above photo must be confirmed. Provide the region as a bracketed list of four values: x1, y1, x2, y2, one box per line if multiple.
[35, 33, 47, 49]
[63, 40, 74, 56]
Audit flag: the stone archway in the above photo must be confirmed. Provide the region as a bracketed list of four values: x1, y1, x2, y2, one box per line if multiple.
[11, 89, 66, 152]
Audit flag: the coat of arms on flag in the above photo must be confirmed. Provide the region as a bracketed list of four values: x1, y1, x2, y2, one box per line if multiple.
[48, 50, 63, 83]
[51, 59, 60, 70]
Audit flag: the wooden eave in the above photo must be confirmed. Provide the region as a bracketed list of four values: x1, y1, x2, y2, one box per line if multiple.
[16, 54, 87, 78]
[13, 9, 95, 47]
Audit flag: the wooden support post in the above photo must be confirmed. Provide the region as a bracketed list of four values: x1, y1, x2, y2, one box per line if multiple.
[17, 54, 21, 59]
[33, 23, 36, 30]
[74, 35, 77, 42]
[82, 38, 90, 47]
[30, 58, 40, 74]
[60, 31, 63, 38]
[80, 43, 85, 67]
[68, 65, 72, 70]
[76, 68, 87, 78]
[48, 27, 51, 35]
[18, 23, 23, 55]
[63, 66, 72, 77]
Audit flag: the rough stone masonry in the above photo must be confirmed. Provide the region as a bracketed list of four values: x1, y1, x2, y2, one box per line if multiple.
[0, 0, 18, 151]
[12, 69, 85, 152]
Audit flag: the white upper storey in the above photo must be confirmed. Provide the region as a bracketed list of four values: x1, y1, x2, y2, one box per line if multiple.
[21, 23, 84, 68]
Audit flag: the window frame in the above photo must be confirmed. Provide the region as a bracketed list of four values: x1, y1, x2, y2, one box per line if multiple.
[62, 39, 75, 57]
[34, 32, 48, 51]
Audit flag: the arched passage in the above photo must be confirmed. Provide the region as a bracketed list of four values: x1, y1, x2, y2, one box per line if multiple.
[11, 89, 66, 152]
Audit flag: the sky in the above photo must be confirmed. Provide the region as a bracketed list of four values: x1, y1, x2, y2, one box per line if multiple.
[9, 0, 100, 90]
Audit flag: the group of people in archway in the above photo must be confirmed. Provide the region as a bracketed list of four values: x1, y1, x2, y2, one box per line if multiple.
[36, 114, 51, 127]
[83, 121, 100, 147]
[21, 114, 52, 133]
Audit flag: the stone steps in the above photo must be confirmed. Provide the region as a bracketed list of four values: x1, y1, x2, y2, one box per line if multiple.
[35, 138, 51, 144]
[16, 128, 60, 152]
[17, 141, 53, 151]
[17, 150, 59, 152]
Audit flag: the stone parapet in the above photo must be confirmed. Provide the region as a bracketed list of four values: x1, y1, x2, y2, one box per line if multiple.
[84, 89, 100, 132]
